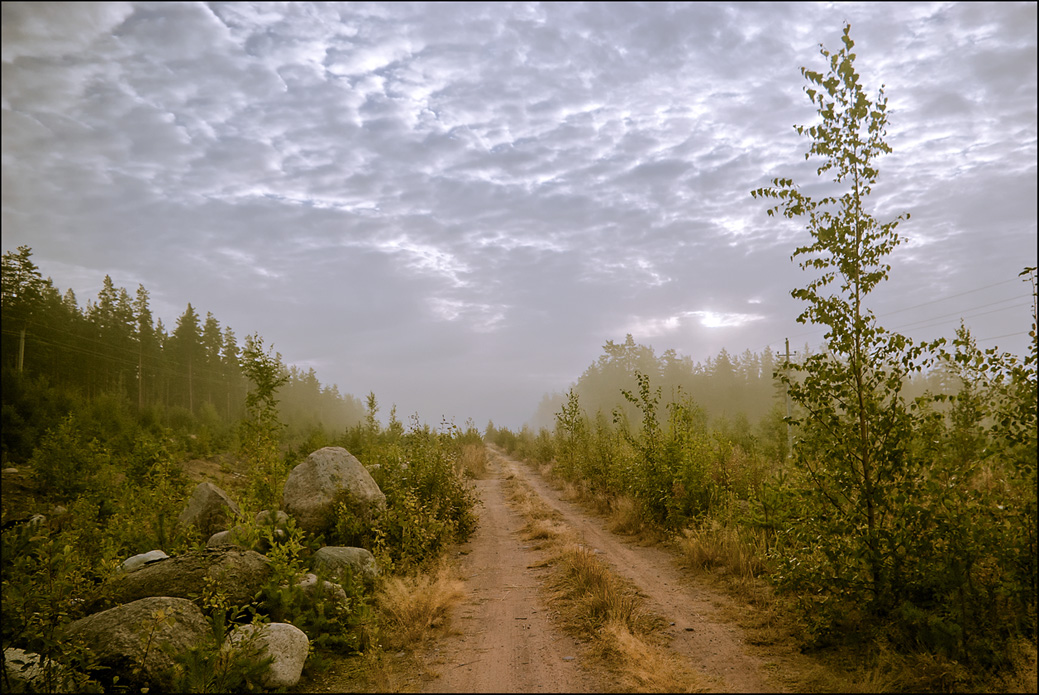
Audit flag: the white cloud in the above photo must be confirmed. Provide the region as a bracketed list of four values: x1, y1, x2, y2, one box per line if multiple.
[375, 236, 470, 288]
[428, 297, 507, 333]
[1, 2, 133, 63]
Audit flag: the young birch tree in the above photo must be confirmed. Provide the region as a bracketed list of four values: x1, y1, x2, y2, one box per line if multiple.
[752, 24, 928, 613]
[240, 333, 289, 508]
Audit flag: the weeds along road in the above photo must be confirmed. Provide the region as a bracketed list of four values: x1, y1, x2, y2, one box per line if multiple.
[419, 447, 781, 693]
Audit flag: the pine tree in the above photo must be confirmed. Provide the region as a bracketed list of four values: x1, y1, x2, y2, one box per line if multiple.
[134, 285, 157, 410]
[170, 304, 202, 412]
[1, 246, 46, 373]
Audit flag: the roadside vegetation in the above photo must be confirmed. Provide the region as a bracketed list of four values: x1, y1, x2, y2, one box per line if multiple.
[490, 25, 1037, 693]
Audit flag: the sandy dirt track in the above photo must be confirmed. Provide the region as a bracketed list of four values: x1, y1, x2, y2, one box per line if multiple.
[418, 447, 782, 693]
[417, 451, 602, 693]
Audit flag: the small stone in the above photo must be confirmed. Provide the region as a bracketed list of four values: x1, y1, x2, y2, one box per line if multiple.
[121, 550, 169, 573]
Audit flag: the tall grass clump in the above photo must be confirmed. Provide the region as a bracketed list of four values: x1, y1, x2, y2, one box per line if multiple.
[375, 564, 464, 650]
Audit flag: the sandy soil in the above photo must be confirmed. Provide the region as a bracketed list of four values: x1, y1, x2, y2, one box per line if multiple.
[417, 452, 603, 693]
[417, 447, 782, 693]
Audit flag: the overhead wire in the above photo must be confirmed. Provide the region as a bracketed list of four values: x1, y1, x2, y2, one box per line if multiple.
[756, 275, 1035, 356]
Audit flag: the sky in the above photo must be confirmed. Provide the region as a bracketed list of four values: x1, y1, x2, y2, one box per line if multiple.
[2, 2, 1036, 430]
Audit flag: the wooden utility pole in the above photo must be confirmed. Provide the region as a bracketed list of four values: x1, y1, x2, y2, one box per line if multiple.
[785, 338, 792, 456]
[138, 341, 144, 411]
[17, 326, 26, 372]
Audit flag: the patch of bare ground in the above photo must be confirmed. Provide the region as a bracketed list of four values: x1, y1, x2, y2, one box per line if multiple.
[180, 452, 250, 495]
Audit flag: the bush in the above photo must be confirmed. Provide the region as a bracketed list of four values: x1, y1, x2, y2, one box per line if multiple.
[257, 520, 375, 655]
[345, 423, 478, 573]
[29, 414, 110, 498]
[1, 516, 107, 692]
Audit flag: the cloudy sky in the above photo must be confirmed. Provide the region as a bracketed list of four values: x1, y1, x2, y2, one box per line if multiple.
[3, 2, 1036, 429]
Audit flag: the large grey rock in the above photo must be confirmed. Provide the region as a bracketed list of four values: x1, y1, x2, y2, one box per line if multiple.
[101, 548, 272, 609]
[2, 648, 94, 693]
[64, 597, 208, 690]
[3, 648, 45, 692]
[282, 447, 385, 535]
[2, 648, 75, 693]
[312, 546, 380, 584]
[224, 623, 309, 689]
[177, 481, 242, 539]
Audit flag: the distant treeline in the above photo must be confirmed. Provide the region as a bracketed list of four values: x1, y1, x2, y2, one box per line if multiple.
[1, 246, 365, 462]
[529, 333, 956, 433]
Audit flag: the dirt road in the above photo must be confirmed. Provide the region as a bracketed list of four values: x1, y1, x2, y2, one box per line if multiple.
[417, 451, 602, 693]
[418, 447, 782, 693]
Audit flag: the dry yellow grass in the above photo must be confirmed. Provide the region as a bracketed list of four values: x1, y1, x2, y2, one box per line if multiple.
[606, 495, 647, 536]
[557, 544, 647, 634]
[597, 621, 704, 693]
[550, 543, 702, 692]
[522, 517, 577, 547]
[676, 521, 765, 580]
[376, 564, 464, 650]
[289, 566, 460, 693]
[456, 443, 489, 479]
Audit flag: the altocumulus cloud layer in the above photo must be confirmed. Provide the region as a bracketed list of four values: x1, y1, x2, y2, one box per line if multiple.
[3, 2, 1036, 428]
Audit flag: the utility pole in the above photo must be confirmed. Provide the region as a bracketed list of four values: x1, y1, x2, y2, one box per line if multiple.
[138, 341, 144, 411]
[785, 338, 793, 457]
[18, 326, 26, 373]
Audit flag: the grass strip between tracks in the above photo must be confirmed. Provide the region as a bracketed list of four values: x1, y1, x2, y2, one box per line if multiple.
[500, 458, 709, 693]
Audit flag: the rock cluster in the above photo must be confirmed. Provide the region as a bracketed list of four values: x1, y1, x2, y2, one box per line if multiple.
[12, 446, 384, 691]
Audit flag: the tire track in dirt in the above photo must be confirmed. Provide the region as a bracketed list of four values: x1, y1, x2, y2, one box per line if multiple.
[418, 453, 603, 693]
[493, 448, 782, 694]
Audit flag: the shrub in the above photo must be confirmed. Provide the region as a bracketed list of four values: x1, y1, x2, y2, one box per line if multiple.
[29, 414, 110, 498]
[360, 425, 477, 572]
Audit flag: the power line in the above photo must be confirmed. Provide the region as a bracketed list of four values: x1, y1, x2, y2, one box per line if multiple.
[877, 277, 1023, 317]
[757, 278, 1033, 354]
[977, 331, 1032, 343]
[890, 300, 1030, 333]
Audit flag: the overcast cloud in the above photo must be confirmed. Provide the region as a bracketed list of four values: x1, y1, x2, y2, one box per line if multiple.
[3, 2, 1036, 428]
